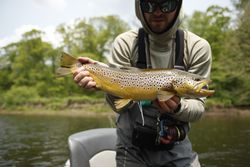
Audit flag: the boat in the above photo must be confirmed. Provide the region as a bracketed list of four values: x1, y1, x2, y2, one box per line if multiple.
[65, 128, 117, 167]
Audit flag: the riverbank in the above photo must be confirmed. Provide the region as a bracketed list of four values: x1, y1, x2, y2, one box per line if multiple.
[1, 105, 250, 118]
[0, 109, 114, 117]
[205, 106, 250, 116]
[0, 99, 114, 117]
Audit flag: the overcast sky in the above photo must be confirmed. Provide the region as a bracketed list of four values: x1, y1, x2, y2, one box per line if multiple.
[0, 0, 232, 47]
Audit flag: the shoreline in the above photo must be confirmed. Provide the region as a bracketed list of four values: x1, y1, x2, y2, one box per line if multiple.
[1, 107, 250, 117]
[205, 106, 250, 116]
[0, 108, 115, 117]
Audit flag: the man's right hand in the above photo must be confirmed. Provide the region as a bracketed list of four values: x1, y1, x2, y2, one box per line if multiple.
[73, 57, 97, 91]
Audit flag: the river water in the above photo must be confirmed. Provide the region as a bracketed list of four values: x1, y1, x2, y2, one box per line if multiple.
[0, 113, 249, 167]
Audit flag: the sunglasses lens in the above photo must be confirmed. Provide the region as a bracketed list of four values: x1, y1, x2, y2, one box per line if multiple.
[140, 0, 178, 13]
[160, 0, 178, 13]
[141, 1, 156, 13]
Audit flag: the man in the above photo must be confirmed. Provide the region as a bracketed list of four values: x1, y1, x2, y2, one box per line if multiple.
[73, 0, 212, 166]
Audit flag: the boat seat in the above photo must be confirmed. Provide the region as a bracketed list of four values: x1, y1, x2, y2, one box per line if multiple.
[68, 128, 117, 167]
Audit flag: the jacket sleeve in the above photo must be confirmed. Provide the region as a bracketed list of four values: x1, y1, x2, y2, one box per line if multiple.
[173, 31, 212, 122]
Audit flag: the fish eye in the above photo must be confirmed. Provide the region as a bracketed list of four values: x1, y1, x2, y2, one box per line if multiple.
[195, 78, 201, 81]
[202, 85, 208, 90]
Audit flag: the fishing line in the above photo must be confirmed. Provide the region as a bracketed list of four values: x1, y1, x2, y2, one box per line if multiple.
[138, 101, 145, 126]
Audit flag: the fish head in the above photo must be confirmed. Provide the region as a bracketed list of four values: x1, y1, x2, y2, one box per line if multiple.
[172, 76, 215, 98]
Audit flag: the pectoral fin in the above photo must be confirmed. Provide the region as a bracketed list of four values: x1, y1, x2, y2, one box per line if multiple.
[157, 90, 175, 101]
[114, 99, 132, 111]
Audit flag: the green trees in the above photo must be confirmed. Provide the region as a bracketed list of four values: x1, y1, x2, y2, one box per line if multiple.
[185, 0, 250, 107]
[0, 15, 130, 109]
[57, 15, 130, 61]
[223, 0, 250, 106]
[0, 29, 60, 108]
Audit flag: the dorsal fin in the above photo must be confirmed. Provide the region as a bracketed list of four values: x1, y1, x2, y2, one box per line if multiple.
[107, 64, 143, 72]
[119, 66, 142, 71]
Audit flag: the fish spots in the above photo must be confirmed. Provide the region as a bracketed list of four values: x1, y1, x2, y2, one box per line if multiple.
[112, 71, 173, 91]
[86, 64, 120, 81]
[85, 64, 190, 92]
[80, 64, 212, 99]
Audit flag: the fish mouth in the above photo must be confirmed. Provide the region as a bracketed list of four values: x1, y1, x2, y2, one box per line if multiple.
[194, 79, 215, 96]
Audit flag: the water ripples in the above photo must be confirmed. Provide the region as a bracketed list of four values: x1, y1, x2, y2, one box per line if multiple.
[0, 114, 111, 167]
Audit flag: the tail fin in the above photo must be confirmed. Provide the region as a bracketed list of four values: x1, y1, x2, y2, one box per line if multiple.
[56, 52, 79, 77]
[60, 52, 78, 68]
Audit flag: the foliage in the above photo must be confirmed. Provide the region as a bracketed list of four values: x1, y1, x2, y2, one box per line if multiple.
[2, 86, 39, 107]
[185, 0, 250, 107]
[0, 15, 129, 110]
[223, 0, 250, 106]
[56, 15, 130, 61]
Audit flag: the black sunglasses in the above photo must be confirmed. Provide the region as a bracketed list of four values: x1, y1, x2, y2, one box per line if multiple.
[140, 0, 179, 13]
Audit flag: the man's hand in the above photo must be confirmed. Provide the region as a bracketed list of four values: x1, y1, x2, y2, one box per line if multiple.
[154, 96, 181, 114]
[160, 126, 179, 144]
[160, 135, 174, 145]
[73, 57, 97, 91]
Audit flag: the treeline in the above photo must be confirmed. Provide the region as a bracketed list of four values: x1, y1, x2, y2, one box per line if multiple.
[185, 0, 250, 107]
[0, 0, 249, 110]
[0, 16, 130, 109]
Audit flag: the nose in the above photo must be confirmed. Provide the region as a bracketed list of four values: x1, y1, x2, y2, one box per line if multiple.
[153, 6, 163, 16]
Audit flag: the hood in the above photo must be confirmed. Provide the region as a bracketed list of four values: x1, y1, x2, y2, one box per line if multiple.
[135, 0, 184, 40]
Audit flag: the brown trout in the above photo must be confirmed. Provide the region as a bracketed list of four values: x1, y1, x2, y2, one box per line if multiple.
[57, 52, 214, 110]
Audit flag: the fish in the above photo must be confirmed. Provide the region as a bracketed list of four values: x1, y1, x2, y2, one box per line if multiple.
[57, 52, 215, 110]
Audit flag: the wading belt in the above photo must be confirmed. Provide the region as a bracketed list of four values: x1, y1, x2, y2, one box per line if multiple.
[136, 28, 185, 70]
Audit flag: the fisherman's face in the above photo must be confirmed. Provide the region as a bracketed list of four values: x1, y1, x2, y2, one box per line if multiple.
[141, 0, 179, 33]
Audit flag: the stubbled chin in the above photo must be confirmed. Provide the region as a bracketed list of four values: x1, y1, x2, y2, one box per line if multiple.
[150, 24, 166, 33]
[148, 20, 167, 32]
